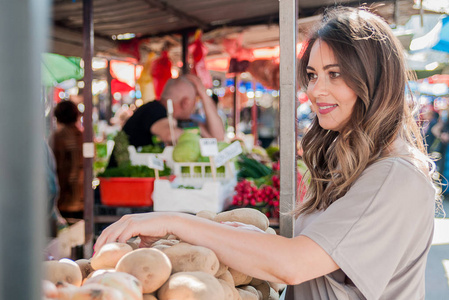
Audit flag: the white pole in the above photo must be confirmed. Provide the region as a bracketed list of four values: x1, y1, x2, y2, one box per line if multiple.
[279, 0, 298, 238]
[0, 0, 50, 299]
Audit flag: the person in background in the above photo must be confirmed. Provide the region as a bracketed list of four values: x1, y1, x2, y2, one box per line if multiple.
[107, 74, 225, 168]
[211, 93, 228, 130]
[44, 141, 68, 237]
[420, 106, 439, 152]
[95, 7, 438, 299]
[49, 100, 84, 220]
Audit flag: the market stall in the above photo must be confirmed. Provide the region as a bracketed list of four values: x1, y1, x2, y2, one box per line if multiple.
[2, 0, 430, 299]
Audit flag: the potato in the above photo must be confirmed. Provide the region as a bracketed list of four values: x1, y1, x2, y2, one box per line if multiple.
[215, 261, 229, 278]
[71, 283, 124, 300]
[217, 269, 235, 286]
[196, 210, 217, 220]
[158, 271, 225, 300]
[85, 269, 116, 281]
[127, 237, 141, 250]
[162, 242, 219, 275]
[151, 239, 180, 248]
[91, 242, 133, 270]
[42, 280, 58, 299]
[55, 282, 78, 300]
[83, 271, 143, 300]
[265, 227, 277, 235]
[250, 279, 271, 300]
[237, 286, 259, 300]
[166, 234, 180, 240]
[75, 259, 94, 280]
[268, 287, 280, 300]
[214, 208, 269, 231]
[116, 248, 172, 294]
[150, 238, 180, 251]
[218, 278, 241, 300]
[268, 282, 287, 294]
[44, 259, 83, 287]
[229, 267, 252, 286]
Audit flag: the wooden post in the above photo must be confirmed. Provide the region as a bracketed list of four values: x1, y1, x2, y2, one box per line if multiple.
[83, 0, 95, 258]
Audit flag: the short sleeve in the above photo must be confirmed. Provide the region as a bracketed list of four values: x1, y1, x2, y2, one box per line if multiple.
[140, 101, 167, 133]
[300, 158, 435, 299]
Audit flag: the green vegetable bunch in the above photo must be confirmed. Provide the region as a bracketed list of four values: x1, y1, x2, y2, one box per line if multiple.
[112, 131, 131, 168]
[237, 155, 273, 180]
[98, 164, 171, 178]
[139, 144, 164, 154]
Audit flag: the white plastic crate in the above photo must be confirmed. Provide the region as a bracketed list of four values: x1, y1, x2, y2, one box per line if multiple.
[152, 177, 237, 214]
[128, 146, 174, 169]
[172, 161, 236, 181]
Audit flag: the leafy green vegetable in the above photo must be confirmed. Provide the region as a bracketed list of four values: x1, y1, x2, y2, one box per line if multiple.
[177, 185, 196, 189]
[237, 155, 273, 179]
[98, 164, 171, 178]
[112, 131, 131, 168]
[139, 144, 164, 153]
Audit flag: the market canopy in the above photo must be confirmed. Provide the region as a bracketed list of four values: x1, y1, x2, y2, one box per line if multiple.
[410, 15, 449, 53]
[41, 53, 84, 87]
[49, 0, 409, 62]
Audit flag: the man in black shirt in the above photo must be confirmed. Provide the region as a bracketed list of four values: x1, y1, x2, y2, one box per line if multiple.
[108, 74, 225, 167]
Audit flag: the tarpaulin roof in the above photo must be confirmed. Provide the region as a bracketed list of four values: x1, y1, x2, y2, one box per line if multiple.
[49, 0, 412, 61]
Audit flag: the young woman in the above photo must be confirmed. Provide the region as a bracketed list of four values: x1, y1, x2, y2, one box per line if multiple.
[95, 7, 438, 299]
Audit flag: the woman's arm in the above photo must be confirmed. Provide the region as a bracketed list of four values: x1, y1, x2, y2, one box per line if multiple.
[94, 212, 339, 285]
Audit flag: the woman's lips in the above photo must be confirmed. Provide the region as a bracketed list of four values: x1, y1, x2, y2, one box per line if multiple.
[318, 104, 338, 114]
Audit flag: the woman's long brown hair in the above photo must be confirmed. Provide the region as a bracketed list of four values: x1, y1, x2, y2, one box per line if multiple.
[294, 7, 430, 217]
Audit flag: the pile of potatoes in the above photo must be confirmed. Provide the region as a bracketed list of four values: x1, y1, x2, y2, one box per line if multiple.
[42, 207, 286, 300]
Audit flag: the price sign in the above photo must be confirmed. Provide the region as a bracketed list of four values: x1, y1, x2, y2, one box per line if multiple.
[148, 155, 164, 171]
[214, 141, 243, 167]
[199, 138, 218, 157]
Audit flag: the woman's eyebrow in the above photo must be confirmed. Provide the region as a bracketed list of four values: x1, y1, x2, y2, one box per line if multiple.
[323, 64, 339, 70]
[306, 64, 340, 71]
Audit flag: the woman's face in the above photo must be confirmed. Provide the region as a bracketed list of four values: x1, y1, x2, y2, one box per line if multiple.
[306, 40, 358, 132]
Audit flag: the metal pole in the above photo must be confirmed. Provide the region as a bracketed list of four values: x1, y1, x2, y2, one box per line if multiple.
[251, 80, 258, 145]
[83, 0, 95, 258]
[279, 0, 298, 238]
[182, 31, 190, 75]
[0, 0, 49, 299]
[233, 74, 240, 133]
[134, 63, 137, 104]
[106, 59, 113, 123]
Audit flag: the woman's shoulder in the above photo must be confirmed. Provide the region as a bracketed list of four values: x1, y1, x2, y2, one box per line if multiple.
[361, 155, 435, 195]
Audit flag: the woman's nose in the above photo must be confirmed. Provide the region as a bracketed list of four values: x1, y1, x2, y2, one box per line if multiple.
[309, 76, 328, 98]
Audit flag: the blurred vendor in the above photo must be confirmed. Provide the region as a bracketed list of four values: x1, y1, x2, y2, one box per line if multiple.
[107, 74, 225, 168]
[49, 100, 84, 219]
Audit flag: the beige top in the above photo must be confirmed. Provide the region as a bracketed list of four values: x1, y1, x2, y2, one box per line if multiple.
[286, 156, 435, 300]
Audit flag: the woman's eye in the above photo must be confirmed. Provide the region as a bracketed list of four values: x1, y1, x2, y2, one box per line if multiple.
[329, 72, 341, 79]
[307, 73, 317, 81]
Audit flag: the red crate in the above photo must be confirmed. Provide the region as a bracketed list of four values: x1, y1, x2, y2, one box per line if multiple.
[99, 177, 156, 207]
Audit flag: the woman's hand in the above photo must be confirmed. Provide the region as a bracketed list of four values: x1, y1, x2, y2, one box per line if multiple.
[94, 212, 177, 252]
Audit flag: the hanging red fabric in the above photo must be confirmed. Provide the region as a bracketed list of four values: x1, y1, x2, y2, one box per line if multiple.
[151, 50, 172, 99]
[189, 30, 212, 88]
